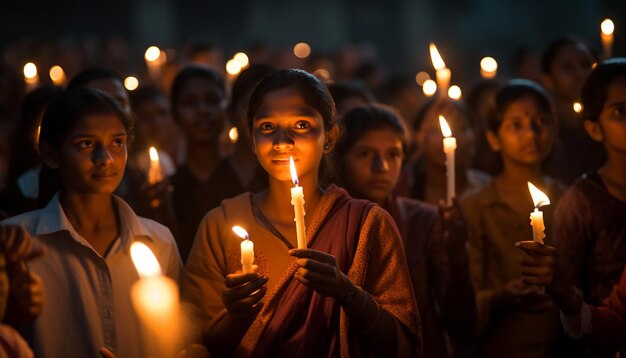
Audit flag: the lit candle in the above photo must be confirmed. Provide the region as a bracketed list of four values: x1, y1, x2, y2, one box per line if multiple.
[130, 242, 179, 357]
[601, 19, 615, 59]
[289, 156, 307, 249]
[148, 147, 164, 184]
[232, 226, 254, 273]
[145, 46, 166, 81]
[23, 62, 39, 91]
[439, 116, 457, 206]
[49, 65, 66, 86]
[228, 126, 239, 143]
[429, 43, 451, 99]
[480, 57, 498, 79]
[527, 182, 551, 294]
[573, 101, 583, 114]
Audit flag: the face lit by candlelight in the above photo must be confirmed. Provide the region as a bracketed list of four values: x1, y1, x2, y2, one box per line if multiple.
[341, 128, 404, 205]
[488, 95, 554, 166]
[42, 114, 128, 195]
[251, 86, 337, 183]
[174, 78, 226, 145]
[584, 76, 626, 154]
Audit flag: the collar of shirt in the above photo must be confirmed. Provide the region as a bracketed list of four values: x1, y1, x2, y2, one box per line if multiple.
[33, 192, 155, 252]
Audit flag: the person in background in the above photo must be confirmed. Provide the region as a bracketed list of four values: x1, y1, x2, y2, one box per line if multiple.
[328, 80, 375, 116]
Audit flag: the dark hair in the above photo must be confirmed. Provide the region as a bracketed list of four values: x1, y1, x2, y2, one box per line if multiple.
[335, 104, 408, 158]
[38, 88, 133, 206]
[130, 85, 166, 110]
[412, 97, 474, 132]
[465, 79, 502, 118]
[8, 85, 63, 182]
[67, 67, 124, 90]
[581, 58, 626, 122]
[247, 69, 339, 185]
[541, 35, 597, 74]
[489, 79, 553, 132]
[170, 65, 225, 117]
[247, 69, 337, 132]
[231, 64, 276, 108]
[328, 81, 375, 107]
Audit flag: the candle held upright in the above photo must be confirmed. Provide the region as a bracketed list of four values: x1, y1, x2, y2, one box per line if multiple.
[233, 226, 254, 273]
[130, 242, 180, 357]
[601, 19, 615, 59]
[439, 116, 457, 206]
[289, 156, 307, 249]
[429, 43, 451, 99]
[527, 182, 551, 294]
[148, 147, 164, 184]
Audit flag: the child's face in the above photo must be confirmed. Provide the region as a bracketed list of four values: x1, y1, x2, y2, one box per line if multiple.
[591, 77, 626, 153]
[87, 78, 132, 116]
[56, 114, 128, 195]
[175, 78, 226, 145]
[546, 43, 595, 102]
[135, 96, 174, 146]
[341, 128, 403, 205]
[416, 104, 474, 169]
[251, 87, 329, 183]
[489, 95, 554, 166]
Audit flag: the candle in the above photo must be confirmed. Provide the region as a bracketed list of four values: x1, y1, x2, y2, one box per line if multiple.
[448, 85, 462, 100]
[232, 226, 254, 273]
[49, 65, 66, 87]
[429, 43, 451, 99]
[148, 147, 164, 184]
[439, 116, 457, 206]
[601, 19, 615, 59]
[23, 62, 39, 91]
[289, 156, 307, 249]
[145, 46, 166, 82]
[480, 57, 498, 79]
[527, 182, 551, 294]
[130, 242, 179, 357]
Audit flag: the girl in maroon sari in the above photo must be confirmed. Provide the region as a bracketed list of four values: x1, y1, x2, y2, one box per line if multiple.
[182, 69, 420, 357]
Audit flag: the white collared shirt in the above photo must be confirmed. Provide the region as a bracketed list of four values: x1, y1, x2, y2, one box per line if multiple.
[2, 193, 182, 358]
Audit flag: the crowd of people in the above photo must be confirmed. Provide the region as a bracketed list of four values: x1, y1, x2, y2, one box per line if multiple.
[0, 30, 623, 357]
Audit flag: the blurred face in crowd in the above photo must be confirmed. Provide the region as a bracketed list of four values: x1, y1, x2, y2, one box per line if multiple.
[134, 94, 176, 147]
[487, 95, 555, 167]
[174, 78, 226, 145]
[341, 128, 404, 205]
[544, 42, 595, 102]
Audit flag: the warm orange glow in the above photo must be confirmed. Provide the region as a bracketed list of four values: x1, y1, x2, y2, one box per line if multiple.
[573, 102, 583, 113]
[448, 85, 462, 100]
[23, 62, 37, 79]
[232, 226, 249, 240]
[422, 79, 437, 96]
[415, 71, 430, 86]
[289, 156, 299, 185]
[313, 68, 331, 82]
[527, 182, 550, 208]
[293, 42, 312, 59]
[226, 59, 241, 75]
[601, 19, 615, 36]
[439, 115, 452, 138]
[429, 43, 446, 70]
[49, 65, 65, 84]
[145, 46, 161, 62]
[124, 76, 139, 91]
[131, 242, 162, 278]
[480, 57, 498, 72]
[149, 147, 159, 162]
[233, 52, 249, 69]
[228, 126, 239, 143]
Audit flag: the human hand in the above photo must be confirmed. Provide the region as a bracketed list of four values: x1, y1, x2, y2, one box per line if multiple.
[99, 347, 115, 358]
[0, 225, 44, 263]
[222, 265, 267, 316]
[516, 240, 571, 304]
[289, 249, 354, 303]
[496, 277, 553, 313]
[140, 179, 173, 208]
[5, 270, 44, 326]
[437, 198, 469, 258]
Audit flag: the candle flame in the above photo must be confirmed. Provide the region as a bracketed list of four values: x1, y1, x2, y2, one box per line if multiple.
[439, 115, 452, 138]
[228, 127, 239, 143]
[573, 101, 583, 113]
[23, 62, 38, 79]
[429, 43, 447, 71]
[233, 52, 249, 69]
[124, 76, 139, 91]
[149, 147, 159, 162]
[480, 57, 498, 73]
[49, 65, 65, 83]
[527, 182, 550, 208]
[422, 79, 437, 96]
[145, 46, 161, 62]
[130, 242, 162, 278]
[232, 226, 249, 240]
[293, 42, 312, 59]
[448, 85, 462, 100]
[289, 156, 299, 186]
[226, 59, 242, 75]
[601, 19, 615, 36]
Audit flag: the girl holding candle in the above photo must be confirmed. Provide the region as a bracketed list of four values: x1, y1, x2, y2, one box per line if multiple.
[334, 104, 476, 357]
[552, 58, 626, 357]
[182, 69, 420, 357]
[461, 79, 564, 357]
[1, 88, 182, 357]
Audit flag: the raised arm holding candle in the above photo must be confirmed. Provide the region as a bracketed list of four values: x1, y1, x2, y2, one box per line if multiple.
[439, 115, 457, 206]
[130, 242, 180, 358]
[430, 43, 451, 99]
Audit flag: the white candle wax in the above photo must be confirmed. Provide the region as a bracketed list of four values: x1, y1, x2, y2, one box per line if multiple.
[439, 116, 456, 206]
[436, 67, 451, 99]
[290, 156, 307, 249]
[527, 182, 551, 295]
[233, 226, 254, 273]
[601, 19, 614, 59]
[148, 147, 164, 184]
